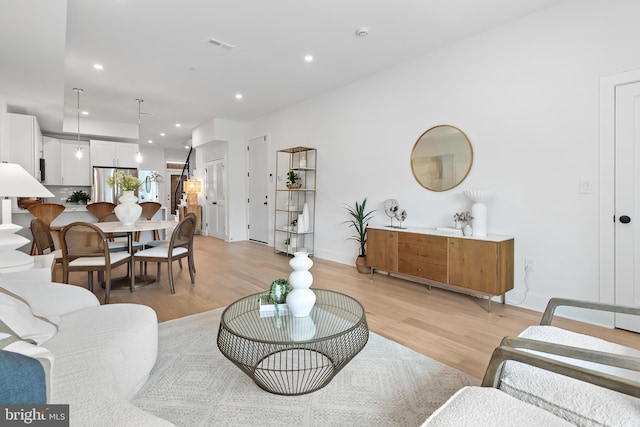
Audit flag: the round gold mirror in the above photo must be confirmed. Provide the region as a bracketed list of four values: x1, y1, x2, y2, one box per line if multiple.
[410, 125, 473, 192]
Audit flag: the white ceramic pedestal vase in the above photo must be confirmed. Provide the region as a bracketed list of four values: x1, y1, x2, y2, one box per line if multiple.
[286, 252, 315, 317]
[114, 190, 142, 226]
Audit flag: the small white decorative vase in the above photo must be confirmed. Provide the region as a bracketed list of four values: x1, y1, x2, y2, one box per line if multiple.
[286, 252, 315, 317]
[114, 190, 142, 225]
[302, 203, 310, 232]
[463, 224, 473, 236]
[297, 213, 305, 234]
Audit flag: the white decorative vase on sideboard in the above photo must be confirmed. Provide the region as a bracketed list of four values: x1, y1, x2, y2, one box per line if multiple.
[286, 251, 315, 317]
[114, 190, 142, 226]
[463, 189, 494, 237]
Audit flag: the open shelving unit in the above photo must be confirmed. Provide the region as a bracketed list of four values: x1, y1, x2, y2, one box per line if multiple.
[274, 146, 316, 256]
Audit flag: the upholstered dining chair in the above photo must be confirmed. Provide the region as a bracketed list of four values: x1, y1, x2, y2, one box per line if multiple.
[30, 218, 63, 267]
[86, 202, 117, 221]
[60, 222, 132, 304]
[27, 203, 65, 254]
[133, 215, 196, 294]
[134, 202, 162, 242]
[143, 212, 196, 272]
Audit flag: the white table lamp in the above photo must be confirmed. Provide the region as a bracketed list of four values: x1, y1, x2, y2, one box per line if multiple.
[0, 162, 55, 272]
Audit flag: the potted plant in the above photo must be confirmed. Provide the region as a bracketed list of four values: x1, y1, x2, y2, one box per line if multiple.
[453, 211, 474, 229]
[286, 171, 301, 189]
[343, 197, 375, 273]
[66, 190, 90, 204]
[258, 278, 291, 316]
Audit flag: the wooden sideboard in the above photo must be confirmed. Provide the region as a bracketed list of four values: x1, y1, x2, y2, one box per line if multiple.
[367, 226, 514, 310]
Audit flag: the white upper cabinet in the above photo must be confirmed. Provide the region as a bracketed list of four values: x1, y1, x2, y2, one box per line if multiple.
[42, 139, 91, 186]
[60, 142, 91, 185]
[4, 113, 43, 179]
[90, 140, 139, 168]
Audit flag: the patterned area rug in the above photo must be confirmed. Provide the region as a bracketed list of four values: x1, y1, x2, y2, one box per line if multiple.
[132, 308, 479, 427]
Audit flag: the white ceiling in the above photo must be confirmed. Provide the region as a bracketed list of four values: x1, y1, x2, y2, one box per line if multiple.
[0, 0, 564, 149]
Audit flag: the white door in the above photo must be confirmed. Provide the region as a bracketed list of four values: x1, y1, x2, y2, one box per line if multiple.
[248, 136, 269, 243]
[614, 81, 640, 332]
[206, 159, 226, 240]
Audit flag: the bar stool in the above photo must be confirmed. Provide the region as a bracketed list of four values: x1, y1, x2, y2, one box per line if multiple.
[134, 202, 162, 242]
[27, 203, 65, 255]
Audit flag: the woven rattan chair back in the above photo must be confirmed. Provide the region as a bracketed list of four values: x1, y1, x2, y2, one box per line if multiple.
[30, 218, 56, 255]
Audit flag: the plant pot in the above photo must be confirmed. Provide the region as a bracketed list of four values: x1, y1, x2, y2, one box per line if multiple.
[355, 256, 371, 274]
[286, 183, 302, 189]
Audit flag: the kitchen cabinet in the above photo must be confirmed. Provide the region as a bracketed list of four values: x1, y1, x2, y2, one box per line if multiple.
[367, 226, 514, 311]
[42, 139, 91, 186]
[90, 140, 139, 168]
[4, 113, 42, 179]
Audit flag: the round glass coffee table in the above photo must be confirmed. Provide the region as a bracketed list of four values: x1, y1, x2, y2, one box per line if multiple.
[217, 289, 369, 395]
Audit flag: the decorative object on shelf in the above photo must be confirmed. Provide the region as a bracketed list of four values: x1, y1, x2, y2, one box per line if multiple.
[383, 199, 399, 227]
[463, 189, 494, 237]
[395, 208, 407, 229]
[343, 197, 375, 273]
[289, 218, 297, 231]
[0, 163, 55, 273]
[453, 211, 474, 229]
[302, 203, 310, 232]
[66, 190, 90, 204]
[297, 214, 305, 233]
[108, 170, 143, 225]
[258, 278, 291, 317]
[286, 252, 315, 317]
[463, 224, 473, 236]
[286, 170, 302, 189]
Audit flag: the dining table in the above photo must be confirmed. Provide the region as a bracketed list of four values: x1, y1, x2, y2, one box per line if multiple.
[94, 219, 178, 289]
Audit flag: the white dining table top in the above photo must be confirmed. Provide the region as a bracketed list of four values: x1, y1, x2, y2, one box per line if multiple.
[94, 220, 177, 233]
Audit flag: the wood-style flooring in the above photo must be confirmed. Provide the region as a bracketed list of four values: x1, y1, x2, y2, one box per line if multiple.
[56, 235, 640, 379]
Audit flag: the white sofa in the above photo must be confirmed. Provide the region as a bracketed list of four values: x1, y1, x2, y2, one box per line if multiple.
[0, 276, 173, 426]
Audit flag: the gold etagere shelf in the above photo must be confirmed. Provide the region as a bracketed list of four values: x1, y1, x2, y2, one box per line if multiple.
[274, 146, 316, 256]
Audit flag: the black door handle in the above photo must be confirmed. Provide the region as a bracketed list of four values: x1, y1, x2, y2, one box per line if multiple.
[263, 202, 268, 205]
[212, 202, 217, 205]
[620, 215, 631, 224]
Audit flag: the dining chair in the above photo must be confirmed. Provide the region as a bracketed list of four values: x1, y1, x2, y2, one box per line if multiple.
[86, 202, 117, 221]
[133, 215, 196, 294]
[60, 222, 132, 304]
[143, 212, 196, 272]
[134, 202, 162, 242]
[30, 218, 63, 267]
[27, 203, 65, 254]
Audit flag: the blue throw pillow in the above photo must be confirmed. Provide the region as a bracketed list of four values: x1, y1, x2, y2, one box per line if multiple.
[0, 349, 46, 404]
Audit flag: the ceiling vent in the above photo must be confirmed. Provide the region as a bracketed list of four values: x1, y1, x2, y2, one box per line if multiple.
[208, 38, 235, 50]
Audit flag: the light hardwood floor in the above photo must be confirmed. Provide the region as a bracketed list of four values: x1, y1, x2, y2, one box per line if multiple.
[57, 235, 640, 379]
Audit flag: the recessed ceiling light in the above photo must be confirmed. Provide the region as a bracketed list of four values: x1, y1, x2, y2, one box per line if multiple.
[160, 132, 165, 136]
[93, 63, 104, 70]
[355, 27, 370, 37]
[235, 93, 243, 100]
[148, 140, 153, 143]
[304, 55, 313, 62]
[175, 123, 181, 127]
[81, 111, 89, 115]
[184, 145, 190, 150]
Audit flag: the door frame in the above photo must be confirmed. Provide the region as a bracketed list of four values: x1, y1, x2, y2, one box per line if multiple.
[247, 134, 270, 244]
[599, 68, 640, 323]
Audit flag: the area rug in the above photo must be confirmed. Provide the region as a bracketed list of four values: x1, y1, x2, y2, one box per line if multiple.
[132, 308, 479, 427]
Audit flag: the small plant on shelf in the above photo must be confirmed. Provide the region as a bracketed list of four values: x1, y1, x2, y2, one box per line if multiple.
[286, 171, 301, 189]
[66, 190, 90, 204]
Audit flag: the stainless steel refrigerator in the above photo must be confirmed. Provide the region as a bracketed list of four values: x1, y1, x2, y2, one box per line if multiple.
[92, 167, 139, 203]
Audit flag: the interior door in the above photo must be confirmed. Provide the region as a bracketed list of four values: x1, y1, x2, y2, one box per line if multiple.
[248, 136, 269, 244]
[614, 81, 640, 332]
[206, 159, 226, 240]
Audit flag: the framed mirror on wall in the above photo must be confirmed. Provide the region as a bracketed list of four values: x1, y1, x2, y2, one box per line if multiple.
[410, 125, 473, 192]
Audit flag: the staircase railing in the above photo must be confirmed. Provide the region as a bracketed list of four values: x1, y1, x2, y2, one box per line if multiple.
[173, 146, 193, 214]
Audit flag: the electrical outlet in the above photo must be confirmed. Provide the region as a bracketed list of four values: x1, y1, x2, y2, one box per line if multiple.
[525, 257, 536, 272]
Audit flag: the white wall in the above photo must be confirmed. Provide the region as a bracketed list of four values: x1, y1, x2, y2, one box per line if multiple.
[248, 0, 640, 317]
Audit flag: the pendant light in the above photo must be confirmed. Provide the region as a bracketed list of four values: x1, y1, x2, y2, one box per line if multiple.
[73, 88, 84, 159]
[135, 98, 143, 163]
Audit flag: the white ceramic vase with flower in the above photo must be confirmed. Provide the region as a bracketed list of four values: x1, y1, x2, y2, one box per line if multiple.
[108, 171, 143, 225]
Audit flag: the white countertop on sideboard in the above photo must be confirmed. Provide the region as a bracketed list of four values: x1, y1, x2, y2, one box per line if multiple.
[368, 225, 513, 242]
